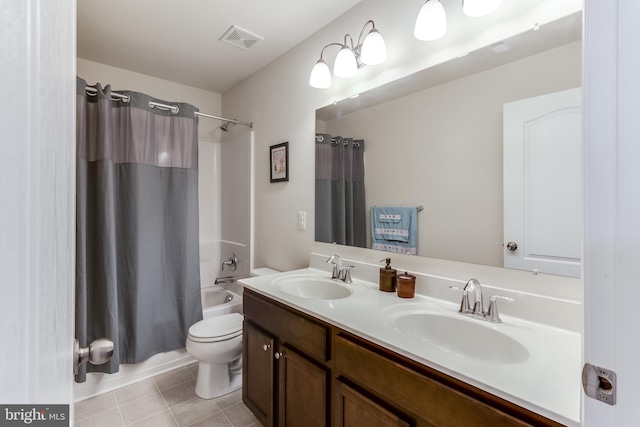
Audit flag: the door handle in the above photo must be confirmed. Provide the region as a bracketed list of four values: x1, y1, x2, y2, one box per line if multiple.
[74, 338, 114, 375]
[506, 242, 518, 251]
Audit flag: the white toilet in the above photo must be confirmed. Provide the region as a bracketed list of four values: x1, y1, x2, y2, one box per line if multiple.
[186, 312, 244, 399]
[186, 267, 280, 399]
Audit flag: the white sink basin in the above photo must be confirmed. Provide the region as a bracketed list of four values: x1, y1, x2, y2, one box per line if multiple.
[385, 305, 530, 364]
[270, 274, 368, 300]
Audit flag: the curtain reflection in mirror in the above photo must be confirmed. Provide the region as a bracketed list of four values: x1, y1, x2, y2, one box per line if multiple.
[315, 134, 366, 247]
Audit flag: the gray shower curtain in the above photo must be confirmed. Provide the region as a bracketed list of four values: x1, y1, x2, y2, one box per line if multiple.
[75, 77, 203, 382]
[315, 134, 366, 247]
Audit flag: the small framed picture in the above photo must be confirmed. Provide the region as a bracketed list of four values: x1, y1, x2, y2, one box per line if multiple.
[270, 142, 289, 182]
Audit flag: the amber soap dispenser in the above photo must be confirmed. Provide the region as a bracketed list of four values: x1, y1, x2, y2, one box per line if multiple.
[379, 258, 397, 292]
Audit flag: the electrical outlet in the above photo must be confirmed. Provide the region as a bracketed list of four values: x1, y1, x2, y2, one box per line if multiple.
[297, 211, 307, 230]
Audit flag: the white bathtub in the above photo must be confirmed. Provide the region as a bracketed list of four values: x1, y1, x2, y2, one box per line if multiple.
[201, 285, 243, 319]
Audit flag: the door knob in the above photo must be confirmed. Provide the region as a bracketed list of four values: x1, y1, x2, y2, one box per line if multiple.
[506, 242, 518, 251]
[74, 338, 114, 375]
[263, 344, 271, 351]
[274, 352, 283, 360]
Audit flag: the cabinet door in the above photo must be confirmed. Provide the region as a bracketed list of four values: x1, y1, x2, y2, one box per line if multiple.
[243, 321, 275, 427]
[277, 344, 328, 427]
[334, 380, 410, 427]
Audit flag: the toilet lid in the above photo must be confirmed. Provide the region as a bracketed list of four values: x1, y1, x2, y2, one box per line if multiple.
[188, 312, 243, 340]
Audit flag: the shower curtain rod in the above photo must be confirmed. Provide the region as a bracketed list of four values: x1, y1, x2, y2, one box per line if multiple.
[84, 86, 253, 128]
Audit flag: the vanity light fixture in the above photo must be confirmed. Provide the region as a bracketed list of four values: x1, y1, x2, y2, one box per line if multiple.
[414, 0, 503, 42]
[334, 39, 359, 78]
[414, 0, 447, 41]
[309, 20, 387, 89]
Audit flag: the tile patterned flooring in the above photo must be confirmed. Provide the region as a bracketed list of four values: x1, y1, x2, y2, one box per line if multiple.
[74, 364, 262, 427]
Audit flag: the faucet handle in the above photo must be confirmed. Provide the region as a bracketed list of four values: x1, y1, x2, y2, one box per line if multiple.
[221, 253, 238, 272]
[341, 265, 356, 283]
[326, 254, 342, 279]
[327, 254, 338, 278]
[326, 254, 339, 263]
[449, 286, 472, 313]
[486, 295, 514, 323]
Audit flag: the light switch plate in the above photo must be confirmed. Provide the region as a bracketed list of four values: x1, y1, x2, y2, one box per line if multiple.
[297, 211, 307, 230]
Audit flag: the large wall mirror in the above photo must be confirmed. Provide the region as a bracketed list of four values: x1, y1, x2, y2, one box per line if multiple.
[315, 12, 582, 274]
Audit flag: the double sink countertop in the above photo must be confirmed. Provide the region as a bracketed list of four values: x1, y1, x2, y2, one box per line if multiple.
[239, 260, 581, 427]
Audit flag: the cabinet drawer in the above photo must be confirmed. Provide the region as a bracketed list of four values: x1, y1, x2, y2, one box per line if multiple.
[243, 289, 329, 361]
[334, 379, 411, 427]
[334, 335, 542, 427]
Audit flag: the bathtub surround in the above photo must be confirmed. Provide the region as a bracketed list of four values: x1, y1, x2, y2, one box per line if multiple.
[75, 77, 203, 381]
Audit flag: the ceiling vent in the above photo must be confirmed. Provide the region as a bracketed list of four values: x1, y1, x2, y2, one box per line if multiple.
[220, 25, 263, 50]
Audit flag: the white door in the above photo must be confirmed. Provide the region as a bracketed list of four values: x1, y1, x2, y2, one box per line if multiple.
[503, 88, 582, 277]
[0, 0, 75, 413]
[583, 0, 640, 424]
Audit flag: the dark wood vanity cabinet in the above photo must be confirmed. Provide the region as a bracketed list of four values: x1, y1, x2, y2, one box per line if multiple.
[277, 343, 328, 427]
[242, 289, 330, 427]
[242, 288, 565, 427]
[242, 321, 275, 426]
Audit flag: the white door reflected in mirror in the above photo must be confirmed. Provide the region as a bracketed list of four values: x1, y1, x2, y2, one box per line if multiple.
[503, 87, 582, 278]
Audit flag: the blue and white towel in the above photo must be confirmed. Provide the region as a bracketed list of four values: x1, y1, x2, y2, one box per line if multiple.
[371, 206, 417, 254]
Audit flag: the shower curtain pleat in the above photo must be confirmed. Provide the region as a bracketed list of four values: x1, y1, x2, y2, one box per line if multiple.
[75, 77, 203, 382]
[315, 134, 366, 247]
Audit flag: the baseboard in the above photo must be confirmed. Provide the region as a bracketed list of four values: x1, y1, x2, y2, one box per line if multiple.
[74, 348, 196, 402]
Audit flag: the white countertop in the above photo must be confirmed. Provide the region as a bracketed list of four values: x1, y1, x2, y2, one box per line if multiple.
[240, 266, 581, 426]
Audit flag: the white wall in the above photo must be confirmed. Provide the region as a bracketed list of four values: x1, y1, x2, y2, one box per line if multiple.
[222, 0, 582, 272]
[322, 41, 581, 267]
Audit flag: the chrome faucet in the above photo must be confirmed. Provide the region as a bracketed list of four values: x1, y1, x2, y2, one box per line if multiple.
[464, 278, 485, 316]
[326, 254, 355, 283]
[450, 278, 514, 323]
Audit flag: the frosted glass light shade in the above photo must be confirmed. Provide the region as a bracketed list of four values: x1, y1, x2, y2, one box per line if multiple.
[360, 29, 387, 65]
[334, 46, 358, 78]
[414, 0, 447, 41]
[463, 0, 502, 17]
[309, 59, 331, 88]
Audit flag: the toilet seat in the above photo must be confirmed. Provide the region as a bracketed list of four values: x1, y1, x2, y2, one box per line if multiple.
[188, 312, 243, 343]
